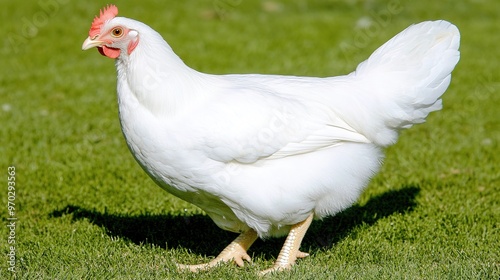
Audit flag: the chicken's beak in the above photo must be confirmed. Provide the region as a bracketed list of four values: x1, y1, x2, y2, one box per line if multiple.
[82, 37, 105, 50]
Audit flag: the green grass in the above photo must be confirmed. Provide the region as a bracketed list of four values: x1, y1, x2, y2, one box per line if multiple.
[1, 0, 499, 279]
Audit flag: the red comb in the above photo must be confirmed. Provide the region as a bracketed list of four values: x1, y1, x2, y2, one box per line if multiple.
[89, 4, 119, 38]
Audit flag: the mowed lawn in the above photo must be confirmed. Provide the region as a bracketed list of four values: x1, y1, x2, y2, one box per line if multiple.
[1, 0, 499, 279]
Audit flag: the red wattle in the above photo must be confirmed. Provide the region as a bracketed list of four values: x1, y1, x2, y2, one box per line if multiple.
[97, 46, 121, 59]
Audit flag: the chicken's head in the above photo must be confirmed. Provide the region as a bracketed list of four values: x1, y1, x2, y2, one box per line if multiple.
[82, 5, 139, 59]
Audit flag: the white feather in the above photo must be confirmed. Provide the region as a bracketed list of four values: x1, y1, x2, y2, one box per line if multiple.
[103, 17, 460, 237]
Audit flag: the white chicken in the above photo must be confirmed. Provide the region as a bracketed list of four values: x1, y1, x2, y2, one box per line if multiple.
[82, 5, 460, 274]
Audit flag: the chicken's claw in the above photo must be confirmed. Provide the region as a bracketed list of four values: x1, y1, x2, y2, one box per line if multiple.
[177, 229, 258, 272]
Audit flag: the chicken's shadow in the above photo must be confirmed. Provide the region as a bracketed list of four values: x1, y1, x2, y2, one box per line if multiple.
[50, 186, 420, 258]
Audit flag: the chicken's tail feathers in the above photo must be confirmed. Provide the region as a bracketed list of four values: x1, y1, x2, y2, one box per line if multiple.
[351, 20, 460, 146]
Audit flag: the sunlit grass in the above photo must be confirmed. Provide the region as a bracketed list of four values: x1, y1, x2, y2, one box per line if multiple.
[1, 0, 499, 279]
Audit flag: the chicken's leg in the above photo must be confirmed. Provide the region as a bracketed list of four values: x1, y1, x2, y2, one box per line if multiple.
[177, 228, 258, 272]
[259, 213, 314, 275]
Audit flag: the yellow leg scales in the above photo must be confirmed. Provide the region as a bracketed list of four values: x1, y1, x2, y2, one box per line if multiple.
[177, 213, 314, 275]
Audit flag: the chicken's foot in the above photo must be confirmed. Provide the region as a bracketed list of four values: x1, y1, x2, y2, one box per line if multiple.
[177, 228, 258, 272]
[259, 213, 314, 275]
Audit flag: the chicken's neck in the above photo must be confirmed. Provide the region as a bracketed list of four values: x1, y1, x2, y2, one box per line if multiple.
[115, 28, 208, 119]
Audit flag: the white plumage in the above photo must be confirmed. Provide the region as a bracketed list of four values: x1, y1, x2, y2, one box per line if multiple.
[83, 5, 460, 274]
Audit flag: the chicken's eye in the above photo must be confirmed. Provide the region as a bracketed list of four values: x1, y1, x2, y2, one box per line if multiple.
[111, 27, 124, 38]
